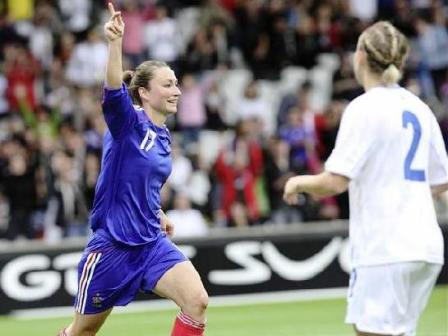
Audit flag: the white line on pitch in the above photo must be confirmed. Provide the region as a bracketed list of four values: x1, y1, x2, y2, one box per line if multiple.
[11, 287, 348, 320]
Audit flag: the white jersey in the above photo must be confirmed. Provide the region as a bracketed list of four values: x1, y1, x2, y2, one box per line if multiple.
[325, 86, 448, 267]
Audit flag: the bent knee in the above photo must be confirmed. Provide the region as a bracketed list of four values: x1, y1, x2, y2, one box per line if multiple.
[185, 290, 208, 313]
[194, 290, 209, 311]
[199, 291, 209, 310]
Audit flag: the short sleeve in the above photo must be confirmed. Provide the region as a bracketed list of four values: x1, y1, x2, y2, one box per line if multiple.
[102, 83, 137, 140]
[428, 115, 448, 186]
[325, 100, 377, 180]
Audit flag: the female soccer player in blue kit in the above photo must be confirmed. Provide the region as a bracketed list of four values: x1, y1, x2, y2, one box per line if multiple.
[284, 21, 448, 336]
[58, 3, 208, 336]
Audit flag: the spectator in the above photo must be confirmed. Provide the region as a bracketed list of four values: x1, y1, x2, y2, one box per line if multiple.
[4, 44, 39, 113]
[54, 31, 76, 66]
[183, 28, 219, 73]
[166, 192, 208, 238]
[204, 80, 228, 130]
[84, 112, 106, 152]
[0, 193, 9, 237]
[65, 27, 108, 88]
[215, 119, 264, 226]
[0, 73, 9, 117]
[332, 52, 364, 101]
[268, 11, 293, 73]
[315, 100, 349, 219]
[167, 140, 193, 192]
[7, 0, 34, 22]
[293, 15, 320, 69]
[83, 151, 100, 209]
[235, 80, 271, 134]
[177, 73, 209, 147]
[28, 5, 55, 70]
[185, 151, 212, 215]
[278, 106, 317, 172]
[278, 81, 313, 128]
[143, 4, 181, 67]
[264, 137, 303, 225]
[51, 150, 88, 237]
[277, 82, 319, 158]
[234, 1, 272, 78]
[0, 11, 22, 47]
[315, 100, 345, 161]
[414, 13, 448, 98]
[200, 0, 234, 32]
[57, 0, 92, 34]
[3, 150, 38, 240]
[348, 0, 377, 22]
[209, 19, 234, 67]
[121, 0, 146, 67]
[391, 0, 416, 38]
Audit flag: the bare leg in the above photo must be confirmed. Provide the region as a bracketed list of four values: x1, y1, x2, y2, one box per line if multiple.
[153, 260, 208, 322]
[59, 309, 112, 336]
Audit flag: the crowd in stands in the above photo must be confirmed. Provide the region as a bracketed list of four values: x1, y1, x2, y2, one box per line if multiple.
[0, 0, 447, 242]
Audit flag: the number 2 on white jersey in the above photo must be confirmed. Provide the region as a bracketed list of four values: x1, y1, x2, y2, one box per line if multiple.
[402, 110, 426, 182]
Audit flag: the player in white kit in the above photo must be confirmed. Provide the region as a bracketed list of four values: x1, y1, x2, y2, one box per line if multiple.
[283, 21, 448, 336]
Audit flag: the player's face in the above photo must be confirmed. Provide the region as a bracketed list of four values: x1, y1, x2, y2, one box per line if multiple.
[147, 67, 181, 115]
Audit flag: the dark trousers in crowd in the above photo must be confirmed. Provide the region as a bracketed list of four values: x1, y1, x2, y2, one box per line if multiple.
[6, 208, 34, 240]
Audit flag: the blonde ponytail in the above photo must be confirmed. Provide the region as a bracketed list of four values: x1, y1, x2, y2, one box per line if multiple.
[360, 22, 409, 85]
[382, 64, 401, 84]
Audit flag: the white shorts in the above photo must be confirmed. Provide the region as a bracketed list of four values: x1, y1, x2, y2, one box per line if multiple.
[345, 262, 442, 335]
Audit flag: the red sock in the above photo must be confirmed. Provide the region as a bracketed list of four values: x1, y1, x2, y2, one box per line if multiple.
[171, 311, 206, 336]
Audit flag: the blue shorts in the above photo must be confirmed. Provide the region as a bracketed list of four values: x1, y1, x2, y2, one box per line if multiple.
[74, 230, 187, 314]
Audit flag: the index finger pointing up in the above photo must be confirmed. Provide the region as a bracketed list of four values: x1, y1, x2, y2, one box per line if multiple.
[108, 2, 116, 16]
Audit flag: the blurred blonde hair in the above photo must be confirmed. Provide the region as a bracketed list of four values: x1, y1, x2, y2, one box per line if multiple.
[359, 21, 409, 84]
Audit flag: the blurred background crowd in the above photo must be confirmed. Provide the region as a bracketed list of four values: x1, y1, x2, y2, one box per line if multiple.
[0, 0, 447, 242]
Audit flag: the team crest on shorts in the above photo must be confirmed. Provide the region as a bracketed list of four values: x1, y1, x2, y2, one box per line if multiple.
[92, 293, 103, 308]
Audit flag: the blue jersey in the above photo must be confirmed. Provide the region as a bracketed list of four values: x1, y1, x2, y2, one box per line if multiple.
[90, 84, 172, 245]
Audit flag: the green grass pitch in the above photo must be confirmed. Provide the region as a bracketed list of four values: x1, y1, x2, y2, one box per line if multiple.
[1, 286, 446, 336]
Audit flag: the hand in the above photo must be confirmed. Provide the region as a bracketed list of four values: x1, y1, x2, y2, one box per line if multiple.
[104, 2, 124, 42]
[160, 210, 174, 238]
[283, 176, 301, 205]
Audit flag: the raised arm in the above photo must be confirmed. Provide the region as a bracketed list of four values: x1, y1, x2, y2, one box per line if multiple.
[104, 2, 125, 89]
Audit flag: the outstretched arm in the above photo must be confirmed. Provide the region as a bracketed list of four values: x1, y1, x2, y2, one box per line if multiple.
[104, 2, 125, 89]
[283, 171, 349, 205]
